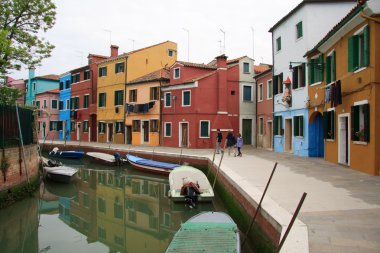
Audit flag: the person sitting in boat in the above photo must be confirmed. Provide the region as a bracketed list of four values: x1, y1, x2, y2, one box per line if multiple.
[114, 152, 122, 166]
[180, 177, 201, 208]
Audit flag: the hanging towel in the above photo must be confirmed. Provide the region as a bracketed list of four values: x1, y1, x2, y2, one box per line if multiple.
[325, 87, 330, 103]
[148, 101, 155, 109]
[330, 82, 336, 107]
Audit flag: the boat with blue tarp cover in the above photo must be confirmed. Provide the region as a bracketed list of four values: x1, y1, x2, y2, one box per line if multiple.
[126, 154, 181, 175]
[49, 147, 85, 159]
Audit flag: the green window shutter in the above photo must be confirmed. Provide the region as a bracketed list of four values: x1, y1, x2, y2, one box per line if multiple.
[280, 116, 283, 135]
[300, 116, 304, 137]
[331, 51, 336, 82]
[323, 112, 328, 138]
[319, 54, 324, 82]
[330, 111, 335, 139]
[363, 103, 370, 142]
[301, 63, 306, 87]
[274, 116, 278, 135]
[363, 26, 369, 67]
[114, 91, 117, 105]
[308, 60, 314, 84]
[294, 116, 299, 136]
[279, 73, 283, 93]
[292, 67, 297, 89]
[326, 56, 331, 84]
[351, 106, 359, 140]
[273, 75, 278, 95]
[348, 36, 354, 72]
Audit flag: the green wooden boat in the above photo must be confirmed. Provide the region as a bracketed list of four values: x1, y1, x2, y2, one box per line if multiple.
[166, 211, 241, 253]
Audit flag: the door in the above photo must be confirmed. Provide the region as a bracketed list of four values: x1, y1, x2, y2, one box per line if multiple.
[242, 119, 252, 145]
[76, 122, 81, 141]
[284, 118, 292, 152]
[338, 114, 350, 165]
[267, 121, 273, 149]
[141, 121, 149, 143]
[180, 123, 188, 147]
[309, 112, 324, 157]
[90, 115, 97, 142]
[108, 123, 113, 143]
[126, 126, 132, 144]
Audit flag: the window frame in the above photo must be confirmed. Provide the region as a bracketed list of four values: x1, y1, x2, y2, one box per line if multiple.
[115, 62, 125, 74]
[351, 100, 370, 142]
[98, 122, 106, 134]
[98, 93, 106, 107]
[267, 79, 273, 99]
[173, 68, 180, 79]
[51, 99, 58, 109]
[83, 94, 89, 108]
[325, 50, 336, 85]
[84, 70, 90, 80]
[243, 85, 253, 102]
[273, 73, 283, 95]
[115, 121, 124, 133]
[164, 122, 172, 137]
[114, 90, 124, 106]
[129, 89, 137, 103]
[199, 120, 210, 138]
[258, 83, 263, 102]
[164, 92, 171, 107]
[308, 54, 324, 85]
[132, 120, 140, 132]
[292, 63, 306, 89]
[150, 86, 159, 101]
[323, 109, 335, 140]
[83, 120, 89, 133]
[150, 119, 159, 132]
[99, 66, 107, 77]
[274, 115, 283, 136]
[276, 36, 281, 52]
[182, 90, 191, 107]
[348, 25, 369, 72]
[259, 117, 264, 135]
[243, 62, 250, 73]
[66, 99, 70, 110]
[293, 115, 304, 137]
[296, 21, 303, 39]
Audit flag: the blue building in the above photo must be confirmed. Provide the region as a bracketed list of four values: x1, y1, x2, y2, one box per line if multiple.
[58, 73, 71, 141]
[25, 68, 59, 106]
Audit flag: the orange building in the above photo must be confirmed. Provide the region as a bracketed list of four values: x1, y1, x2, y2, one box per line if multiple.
[306, 0, 380, 175]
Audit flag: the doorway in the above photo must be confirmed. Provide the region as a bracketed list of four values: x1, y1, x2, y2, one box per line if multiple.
[309, 112, 324, 157]
[107, 123, 113, 143]
[267, 121, 273, 149]
[242, 119, 252, 145]
[338, 114, 350, 165]
[284, 118, 292, 152]
[141, 120, 149, 143]
[179, 122, 188, 147]
[90, 115, 97, 142]
[126, 126, 132, 144]
[76, 122, 81, 141]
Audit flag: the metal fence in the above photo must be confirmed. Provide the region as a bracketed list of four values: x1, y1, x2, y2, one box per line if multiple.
[0, 105, 35, 148]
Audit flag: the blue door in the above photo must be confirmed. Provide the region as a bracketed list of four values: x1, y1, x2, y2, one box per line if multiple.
[309, 113, 324, 157]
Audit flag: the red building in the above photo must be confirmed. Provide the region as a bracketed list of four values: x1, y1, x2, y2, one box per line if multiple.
[161, 55, 240, 149]
[69, 52, 110, 142]
[255, 66, 273, 149]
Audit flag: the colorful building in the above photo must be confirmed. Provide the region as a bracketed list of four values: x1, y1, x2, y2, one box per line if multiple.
[5, 77, 25, 105]
[96, 41, 177, 144]
[69, 53, 108, 142]
[305, 0, 380, 175]
[35, 89, 60, 140]
[161, 55, 241, 149]
[255, 66, 273, 149]
[269, 0, 356, 157]
[58, 72, 71, 141]
[25, 68, 59, 106]
[125, 69, 169, 146]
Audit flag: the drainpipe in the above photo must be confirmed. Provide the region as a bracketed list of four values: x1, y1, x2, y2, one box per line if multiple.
[271, 31, 275, 150]
[159, 79, 162, 146]
[124, 57, 128, 144]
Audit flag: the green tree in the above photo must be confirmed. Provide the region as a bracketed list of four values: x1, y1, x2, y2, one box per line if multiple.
[0, 0, 56, 76]
[0, 85, 22, 105]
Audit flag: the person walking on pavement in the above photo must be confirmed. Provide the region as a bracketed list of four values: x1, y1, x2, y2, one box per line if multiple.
[236, 133, 243, 157]
[216, 129, 223, 154]
[226, 131, 236, 156]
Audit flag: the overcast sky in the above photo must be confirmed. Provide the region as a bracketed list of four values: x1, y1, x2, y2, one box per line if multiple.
[11, 0, 301, 79]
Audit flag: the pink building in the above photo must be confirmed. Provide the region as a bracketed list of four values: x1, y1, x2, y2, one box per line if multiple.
[36, 89, 60, 140]
[255, 66, 273, 149]
[6, 76, 25, 105]
[161, 55, 240, 149]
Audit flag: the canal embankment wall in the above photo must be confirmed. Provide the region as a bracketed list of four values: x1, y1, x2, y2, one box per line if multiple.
[42, 142, 308, 253]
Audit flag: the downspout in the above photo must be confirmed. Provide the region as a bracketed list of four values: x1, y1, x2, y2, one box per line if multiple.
[159, 79, 162, 146]
[124, 57, 128, 144]
[271, 31, 275, 150]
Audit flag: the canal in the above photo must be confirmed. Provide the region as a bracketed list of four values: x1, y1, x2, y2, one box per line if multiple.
[0, 156, 254, 253]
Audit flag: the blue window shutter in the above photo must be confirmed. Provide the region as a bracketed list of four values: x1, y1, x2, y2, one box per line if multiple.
[363, 26, 370, 67]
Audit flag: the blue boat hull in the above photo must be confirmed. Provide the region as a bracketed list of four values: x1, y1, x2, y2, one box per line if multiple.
[49, 150, 85, 159]
[126, 154, 180, 175]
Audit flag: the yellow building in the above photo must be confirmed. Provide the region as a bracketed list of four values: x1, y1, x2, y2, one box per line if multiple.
[306, 1, 380, 175]
[97, 41, 177, 144]
[125, 69, 169, 146]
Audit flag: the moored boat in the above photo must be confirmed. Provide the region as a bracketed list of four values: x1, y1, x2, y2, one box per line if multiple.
[166, 211, 240, 253]
[49, 147, 85, 159]
[86, 152, 124, 166]
[126, 154, 180, 175]
[43, 165, 78, 183]
[168, 165, 214, 206]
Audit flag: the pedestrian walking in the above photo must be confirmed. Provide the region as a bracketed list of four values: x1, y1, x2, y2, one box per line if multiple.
[236, 133, 243, 157]
[226, 131, 236, 156]
[216, 129, 222, 154]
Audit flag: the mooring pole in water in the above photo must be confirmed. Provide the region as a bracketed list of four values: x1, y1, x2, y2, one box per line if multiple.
[212, 150, 224, 189]
[207, 146, 217, 177]
[151, 146, 156, 160]
[242, 162, 278, 247]
[15, 103, 30, 184]
[276, 192, 307, 253]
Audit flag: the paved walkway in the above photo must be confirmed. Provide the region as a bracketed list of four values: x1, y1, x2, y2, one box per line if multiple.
[45, 141, 380, 253]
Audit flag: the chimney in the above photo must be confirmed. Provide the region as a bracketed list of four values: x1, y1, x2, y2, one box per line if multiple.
[216, 54, 227, 69]
[216, 55, 228, 112]
[111, 45, 119, 57]
[28, 67, 35, 79]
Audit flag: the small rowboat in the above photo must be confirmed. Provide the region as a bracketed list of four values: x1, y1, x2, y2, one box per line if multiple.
[43, 165, 78, 184]
[126, 154, 180, 175]
[49, 147, 85, 159]
[86, 152, 125, 166]
[166, 211, 240, 253]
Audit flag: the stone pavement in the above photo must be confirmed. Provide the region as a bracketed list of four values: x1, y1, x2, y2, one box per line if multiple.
[45, 141, 380, 253]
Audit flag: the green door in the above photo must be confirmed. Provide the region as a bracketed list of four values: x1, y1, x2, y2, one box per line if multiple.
[242, 119, 252, 145]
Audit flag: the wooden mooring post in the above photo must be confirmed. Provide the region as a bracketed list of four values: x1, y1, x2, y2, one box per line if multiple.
[212, 150, 224, 189]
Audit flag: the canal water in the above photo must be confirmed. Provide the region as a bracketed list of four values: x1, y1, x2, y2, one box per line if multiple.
[0, 156, 254, 253]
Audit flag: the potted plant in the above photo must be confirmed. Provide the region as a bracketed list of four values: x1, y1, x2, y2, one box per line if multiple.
[355, 128, 365, 141]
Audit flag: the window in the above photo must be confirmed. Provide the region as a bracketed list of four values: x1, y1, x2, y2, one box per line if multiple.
[165, 122, 172, 137]
[273, 73, 283, 95]
[59, 101, 63, 110]
[259, 117, 264, 135]
[59, 81, 64, 90]
[33, 82, 36, 91]
[294, 115, 304, 137]
[114, 202, 123, 219]
[267, 80, 273, 99]
[84, 70, 90, 80]
[116, 122, 124, 133]
[164, 92, 171, 107]
[326, 51, 336, 84]
[323, 110, 335, 140]
[182, 90, 191, 106]
[98, 227, 106, 239]
[351, 102, 370, 142]
[348, 26, 369, 72]
[43, 100, 47, 108]
[129, 89, 137, 102]
[243, 85, 252, 101]
[243, 62, 250, 73]
[99, 122, 106, 133]
[132, 120, 140, 132]
[258, 83, 263, 102]
[174, 68, 180, 79]
[276, 36, 281, 52]
[99, 93, 106, 107]
[65, 80, 70, 89]
[66, 99, 70, 110]
[99, 66, 107, 77]
[83, 121, 89, 132]
[309, 55, 324, 84]
[150, 86, 159, 100]
[49, 121, 62, 131]
[168, 49, 174, 57]
[71, 121, 75, 132]
[200, 121, 210, 138]
[274, 116, 283, 136]
[83, 94, 89, 108]
[150, 119, 158, 132]
[98, 198, 106, 213]
[115, 62, 125, 73]
[51, 100, 58, 109]
[292, 63, 306, 89]
[114, 90, 124, 106]
[70, 97, 79, 109]
[72, 73, 80, 83]
[296, 21, 303, 39]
